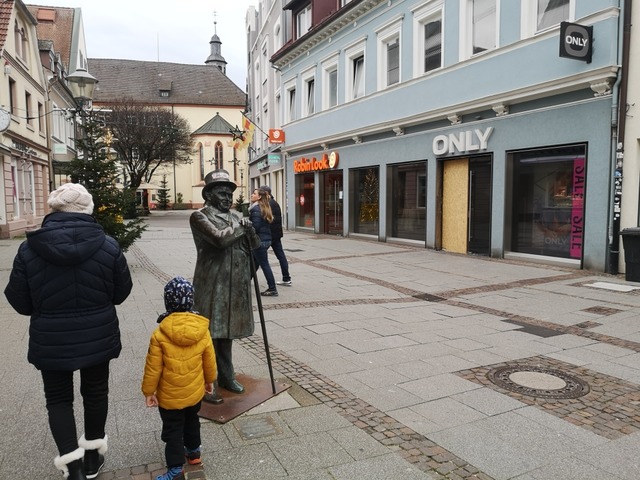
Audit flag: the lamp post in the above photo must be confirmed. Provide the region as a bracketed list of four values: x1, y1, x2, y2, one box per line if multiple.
[66, 68, 98, 166]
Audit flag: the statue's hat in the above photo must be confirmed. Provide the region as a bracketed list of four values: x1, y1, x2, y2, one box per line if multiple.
[202, 169, 237, 200]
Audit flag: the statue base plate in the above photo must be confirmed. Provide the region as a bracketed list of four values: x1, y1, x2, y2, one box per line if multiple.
[198, 373, 290, 423]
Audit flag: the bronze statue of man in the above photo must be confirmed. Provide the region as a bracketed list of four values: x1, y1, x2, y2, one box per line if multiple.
[190, 169, 260, 399]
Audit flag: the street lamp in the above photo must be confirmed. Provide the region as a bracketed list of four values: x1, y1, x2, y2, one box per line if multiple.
[66, 68, 98, 167]
[66, 68, 98, 111]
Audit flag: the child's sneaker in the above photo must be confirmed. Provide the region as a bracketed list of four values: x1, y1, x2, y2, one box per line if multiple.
[184, 446, 202, 465]
[155, 466, 184, 480]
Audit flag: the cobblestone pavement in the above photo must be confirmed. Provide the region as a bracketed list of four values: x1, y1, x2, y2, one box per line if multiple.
[2, 210, 640, 479]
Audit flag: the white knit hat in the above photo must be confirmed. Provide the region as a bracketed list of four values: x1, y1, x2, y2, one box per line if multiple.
[48, 183, 94, 215]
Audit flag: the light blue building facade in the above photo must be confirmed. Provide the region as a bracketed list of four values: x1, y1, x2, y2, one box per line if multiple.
[271, 0, 623, 272]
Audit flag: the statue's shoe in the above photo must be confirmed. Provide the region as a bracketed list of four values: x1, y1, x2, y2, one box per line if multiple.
[204, 391, 224, 404]
[219, 378, 245, 393]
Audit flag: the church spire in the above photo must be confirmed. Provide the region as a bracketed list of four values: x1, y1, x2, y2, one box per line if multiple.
[205, 11, 228, 74]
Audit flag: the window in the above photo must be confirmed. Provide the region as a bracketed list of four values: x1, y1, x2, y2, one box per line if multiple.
[214, 141, 223, 170]
[522, 0, 572, 37]
[322, 57, 338, 110]
[353, 56, 364, 98]
[37, 102, 43, 133]
[389, 162, 427, 241]
[328, 69, 338, 107]
[199, 143, 205, 179]
[537, 0, 570, 30]
[387, 39, 400, 86]
[472, 0, 497, 54]
[377, 21, 401, 89]
[284, 81, 296, 123]
[296, 4, 311, 39]
[9, 78, 16, 115]
[414, 2, 443, 76]
[25, 92, 32, 126]
[345, 41, 365, 101]
[350, 167, 379, 235]
[303, 76, 315, 116]
[509, 145, 586, 259]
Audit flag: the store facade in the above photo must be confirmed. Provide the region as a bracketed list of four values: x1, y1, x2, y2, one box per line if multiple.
[287, 96, 612, 270]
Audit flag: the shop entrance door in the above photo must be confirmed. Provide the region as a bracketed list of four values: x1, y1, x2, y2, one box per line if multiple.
[440, 156, 492, 255]
[322, 171, 343, 235]
[468, 157, 492, 255]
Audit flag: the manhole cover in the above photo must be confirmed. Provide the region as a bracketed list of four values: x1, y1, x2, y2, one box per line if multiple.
[487, 365, 590, 399]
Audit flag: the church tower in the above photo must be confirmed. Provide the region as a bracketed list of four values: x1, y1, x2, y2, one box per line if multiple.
[205, 13, 228, 74]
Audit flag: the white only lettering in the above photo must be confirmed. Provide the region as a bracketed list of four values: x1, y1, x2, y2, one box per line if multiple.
[566, 35, 588, 47]
[432, 127, 494, 156]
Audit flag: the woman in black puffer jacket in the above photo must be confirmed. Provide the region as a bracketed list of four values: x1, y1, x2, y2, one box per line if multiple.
[4, 183, 132, 480]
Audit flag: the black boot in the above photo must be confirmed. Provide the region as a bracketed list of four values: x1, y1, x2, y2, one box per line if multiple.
[67, 459, 88, 480]
[54, 447, 86, 479]
[78, 434, 107, 479]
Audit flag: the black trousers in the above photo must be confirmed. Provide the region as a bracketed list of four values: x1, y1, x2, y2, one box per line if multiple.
[158, 402, 202, 468]
[41, 361, 110, 455]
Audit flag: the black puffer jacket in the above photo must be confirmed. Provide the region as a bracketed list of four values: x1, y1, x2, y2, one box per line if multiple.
[4, 212, 133, 371]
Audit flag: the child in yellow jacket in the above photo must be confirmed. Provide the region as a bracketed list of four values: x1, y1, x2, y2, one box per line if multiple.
[142, 277, 217, 480]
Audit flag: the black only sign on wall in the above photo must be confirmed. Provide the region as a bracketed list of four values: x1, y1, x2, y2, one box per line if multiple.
[559, 22, 593, 63]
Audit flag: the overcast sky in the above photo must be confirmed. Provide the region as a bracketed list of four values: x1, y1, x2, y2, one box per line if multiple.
[36, 0, 256, 89]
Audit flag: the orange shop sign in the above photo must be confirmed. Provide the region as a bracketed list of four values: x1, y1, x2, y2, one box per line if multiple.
[269, 129, 285, 144]
[293, 152, 339, 173]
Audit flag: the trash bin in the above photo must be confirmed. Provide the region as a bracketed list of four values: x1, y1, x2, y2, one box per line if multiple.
[621, 228, 640, 282]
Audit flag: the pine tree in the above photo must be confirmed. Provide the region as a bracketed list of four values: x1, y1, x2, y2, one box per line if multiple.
[68, 112, 147, 251]
[156, 174, 171, 210]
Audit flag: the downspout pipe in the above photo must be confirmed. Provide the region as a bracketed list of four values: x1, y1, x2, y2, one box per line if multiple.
[608, 0, 632, 274]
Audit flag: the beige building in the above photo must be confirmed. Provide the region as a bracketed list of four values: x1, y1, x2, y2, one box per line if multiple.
[88, 52, 249, 209]
[0, 0, 50, 237]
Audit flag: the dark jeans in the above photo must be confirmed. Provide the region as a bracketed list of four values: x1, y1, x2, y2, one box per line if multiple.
[158, 402, 202, 468]
[270, 237, 290, 280]
[41, 361, 110, 455]
[253, 241, 276, 289]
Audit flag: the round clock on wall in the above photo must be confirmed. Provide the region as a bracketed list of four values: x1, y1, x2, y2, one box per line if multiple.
[0, 108, 11, 132]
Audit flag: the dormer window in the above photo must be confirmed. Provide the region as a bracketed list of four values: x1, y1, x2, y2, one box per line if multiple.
[295, 4, 311, 39]
[159, 79, 172, 98]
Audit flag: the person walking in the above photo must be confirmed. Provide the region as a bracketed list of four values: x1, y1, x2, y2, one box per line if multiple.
[142, 277, 217, 480]
[260, 185, 292, 286]
[4, 182, 133, 480]
[250, 187, 279, 296]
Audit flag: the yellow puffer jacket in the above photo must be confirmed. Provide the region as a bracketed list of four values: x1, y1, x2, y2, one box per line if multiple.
[142, 311, 217, 410]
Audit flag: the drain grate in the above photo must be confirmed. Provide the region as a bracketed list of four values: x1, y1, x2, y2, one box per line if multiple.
[487, 365, 590, 399]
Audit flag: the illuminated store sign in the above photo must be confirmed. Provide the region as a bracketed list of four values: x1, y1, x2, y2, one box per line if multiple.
[294, 152, 339, 173]
[432, 127, 494, 156]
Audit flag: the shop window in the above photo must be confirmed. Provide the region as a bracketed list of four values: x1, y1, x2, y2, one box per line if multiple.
[295, 173, 315, 229]
[509, 145, 586, 259]
[350, 167, 379, 235]
[389, 162, 427, 241]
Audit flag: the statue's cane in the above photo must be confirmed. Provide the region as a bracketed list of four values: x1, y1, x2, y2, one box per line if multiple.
[249, 251, 277, 394]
